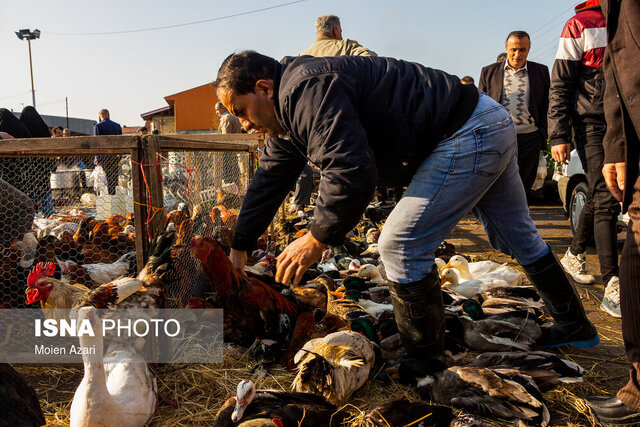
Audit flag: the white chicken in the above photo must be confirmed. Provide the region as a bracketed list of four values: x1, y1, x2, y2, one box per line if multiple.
[70, 306, 156, 427]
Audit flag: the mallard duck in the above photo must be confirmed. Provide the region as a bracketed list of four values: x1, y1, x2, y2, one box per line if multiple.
[468, 351, 584, 390]
[214, 380, 341, 427]
[417, 366, 550, 426]
[379, 333, 405, 364]
[447, 315, 537, 351]
[362, 399, 454, 427]
[70, 307, 157, 427]
[292, 330, 375, 405]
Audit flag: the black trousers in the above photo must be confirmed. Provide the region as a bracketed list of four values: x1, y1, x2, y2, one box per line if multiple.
[516, 131, 543, 197]
[291, 164, 313, 207]
[570, 122, 620, 283]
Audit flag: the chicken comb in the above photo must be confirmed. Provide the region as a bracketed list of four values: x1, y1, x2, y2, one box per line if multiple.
[272, 419, 284, 427]
[27, 262, 56, 287]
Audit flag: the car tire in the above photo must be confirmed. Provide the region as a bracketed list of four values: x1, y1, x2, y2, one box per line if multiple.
[569, 181, 588, 236]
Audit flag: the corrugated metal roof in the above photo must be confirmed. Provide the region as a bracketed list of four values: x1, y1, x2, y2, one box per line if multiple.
[140, 105, 173, 119]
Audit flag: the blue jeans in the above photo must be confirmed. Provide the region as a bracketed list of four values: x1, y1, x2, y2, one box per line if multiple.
[379, 94, 549, 283]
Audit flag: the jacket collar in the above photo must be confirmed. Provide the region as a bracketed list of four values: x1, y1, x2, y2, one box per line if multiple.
[575, 0, 600, 13]
[504, 60, 528, 72]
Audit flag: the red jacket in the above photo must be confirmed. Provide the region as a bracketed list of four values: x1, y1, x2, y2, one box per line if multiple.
[548, 0, 607, 144]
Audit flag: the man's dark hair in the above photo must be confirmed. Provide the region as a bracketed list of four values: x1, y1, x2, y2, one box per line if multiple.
[215, 51, 279, 95]
[506, 31, 530, 43]
[51, 125, 63, 135]
[460, 76, 475, 84]
[496, 52, 507, 62]
[137, 126, 147, 133]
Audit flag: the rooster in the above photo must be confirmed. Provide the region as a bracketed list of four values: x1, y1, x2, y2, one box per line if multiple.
[25, 232, 175, 321]
[190, 235, 298, 348]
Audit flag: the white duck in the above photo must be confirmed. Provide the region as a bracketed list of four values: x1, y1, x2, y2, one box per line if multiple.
[70, 307, 157, 427]
[445, 255, 522, 286]
[440, 268, 511, 298]
[357, 264, 388, 285]
[292, 330, 375, 405]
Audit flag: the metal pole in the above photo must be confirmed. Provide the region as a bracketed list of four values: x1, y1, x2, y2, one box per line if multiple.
[27, 38, 35, 108]
[65, 97, 69, 128]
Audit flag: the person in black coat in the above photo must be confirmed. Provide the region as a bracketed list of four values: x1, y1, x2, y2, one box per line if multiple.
[587, 0, 640, 425]
[479, 30, 550, 198]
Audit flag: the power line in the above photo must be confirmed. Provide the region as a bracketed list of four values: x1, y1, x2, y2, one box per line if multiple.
[529, 5, 575, 36]
[37, 98, 66, 107]
[48, 0, 308, 36]
[0, 91, 32, 101]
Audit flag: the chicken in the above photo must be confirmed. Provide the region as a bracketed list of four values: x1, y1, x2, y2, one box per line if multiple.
[164, 220, 212, 308]
[190, 235, 298, 347]
[25, 231, 175, 320]
[59, 251, 137, 288]
[81, 219, 136, 264]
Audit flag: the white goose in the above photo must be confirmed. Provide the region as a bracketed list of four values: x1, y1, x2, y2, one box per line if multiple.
[445, 255, 523, 286]
[70, 307, 157, 427]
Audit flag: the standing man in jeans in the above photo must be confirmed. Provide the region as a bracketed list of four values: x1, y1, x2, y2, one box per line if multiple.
[549, 0, 621, 317]
[217, 51, 599, 384]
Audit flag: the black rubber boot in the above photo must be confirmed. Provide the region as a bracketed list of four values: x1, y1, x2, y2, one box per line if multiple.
[522, 249, 599, 348]
[388, 268, 448, 384]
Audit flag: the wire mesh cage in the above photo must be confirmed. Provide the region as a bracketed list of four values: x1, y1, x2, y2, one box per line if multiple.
[0, 134, 259, 310]
[159, 148, 253, 308]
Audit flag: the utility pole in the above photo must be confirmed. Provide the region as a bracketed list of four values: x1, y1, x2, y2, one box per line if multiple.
[15, 29, 41, 108]
[65, 97, 69, 128]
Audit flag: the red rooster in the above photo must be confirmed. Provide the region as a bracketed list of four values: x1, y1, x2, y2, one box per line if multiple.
[190, 236, 298, 348]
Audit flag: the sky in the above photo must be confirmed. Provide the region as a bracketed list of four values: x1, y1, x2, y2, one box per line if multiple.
[1, 0, 579, 127]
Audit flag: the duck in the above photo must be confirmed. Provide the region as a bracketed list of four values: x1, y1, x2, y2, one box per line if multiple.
[214, 380, 342, 427]
[417, 366, 550, 426]
[292, 330, 375, 405]
[434, 257, 447, 273]
[0, 363, 45, 427]
[357, 264, 388, 285]
[447, 315, 537, 352]
[467, 351, 584, 390]
[362, 399, 454, 427]
[445, 255, 523, 286]
[444, 255, 505, 279]
[70, 307, 156, 427]
[360, 243, 379, 257]
[440, 268, 511, 298]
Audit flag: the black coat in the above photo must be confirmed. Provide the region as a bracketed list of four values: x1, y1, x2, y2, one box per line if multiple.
[478, 61, 550, 139]
[232, 55, 478, 250]
[602, 0, 640, 211]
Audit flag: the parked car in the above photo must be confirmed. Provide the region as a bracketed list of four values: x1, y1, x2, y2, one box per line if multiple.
[553, 149, 628, 235]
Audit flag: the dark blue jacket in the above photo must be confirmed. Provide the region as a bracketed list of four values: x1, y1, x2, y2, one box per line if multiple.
[232, 55, 478, 249]
[93, 118, 122, 135]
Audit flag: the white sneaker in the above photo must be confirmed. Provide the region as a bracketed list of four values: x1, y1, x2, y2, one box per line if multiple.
[601, 276, 621, 318]
[560, 248, 596, 284]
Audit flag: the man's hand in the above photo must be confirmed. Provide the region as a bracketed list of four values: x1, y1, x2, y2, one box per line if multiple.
[276, 232, 327, 285]
[603, 162, 626, 202]
[229, 249, 248, 272]
[551, 143, 572, 164]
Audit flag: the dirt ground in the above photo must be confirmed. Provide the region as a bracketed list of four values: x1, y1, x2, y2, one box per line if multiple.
[17, 199, 630, 427]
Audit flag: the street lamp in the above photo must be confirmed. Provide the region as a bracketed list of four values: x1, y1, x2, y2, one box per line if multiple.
[15, 29, 41, 108]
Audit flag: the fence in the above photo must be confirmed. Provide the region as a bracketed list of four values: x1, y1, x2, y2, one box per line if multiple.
[0, 134, 260, 308]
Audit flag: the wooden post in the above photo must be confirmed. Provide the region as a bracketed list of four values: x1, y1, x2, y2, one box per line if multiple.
[144, 135, 165, 242]
[130, 141, 148, 272]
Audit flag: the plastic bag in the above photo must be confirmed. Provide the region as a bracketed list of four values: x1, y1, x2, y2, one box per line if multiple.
[532, 152, 547, 191]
